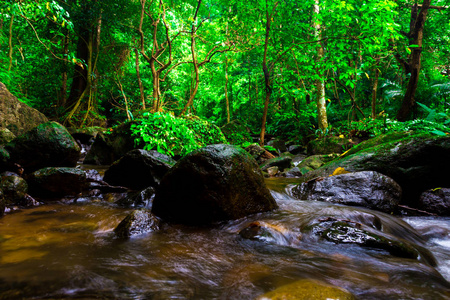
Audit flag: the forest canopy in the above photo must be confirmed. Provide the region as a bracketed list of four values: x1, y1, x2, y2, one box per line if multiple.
[1, 0, 449, 145]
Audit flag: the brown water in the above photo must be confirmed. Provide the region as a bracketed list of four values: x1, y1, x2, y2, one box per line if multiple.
[0, 179, 449, 299]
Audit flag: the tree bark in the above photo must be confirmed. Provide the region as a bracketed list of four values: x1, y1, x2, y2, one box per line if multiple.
[8, 15, 14, 73]
[396, 1, 430, 121]
[313, 0, 328, 132]
[225, 55, 230, 123]
[259, 1, 279, 146]
[134, 48, 145, 110]
[371, 58, 380, 119]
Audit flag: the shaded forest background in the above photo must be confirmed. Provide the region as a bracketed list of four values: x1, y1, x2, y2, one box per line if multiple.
[1, 0, 449, 147]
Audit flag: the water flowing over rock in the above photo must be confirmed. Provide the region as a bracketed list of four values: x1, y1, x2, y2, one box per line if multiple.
[114, 209, 160, 238]
[103, 149, 175, 190]
[255, 279, 356, 300]
[0, 82, 48, 136]
[3, 121, 80, 173]
[152, 144, 278, 225]
[293, 171, 401, 213]
[27, 167, 87, 198]
[303, 134, 450, 207]
[418, 188, 450, 216]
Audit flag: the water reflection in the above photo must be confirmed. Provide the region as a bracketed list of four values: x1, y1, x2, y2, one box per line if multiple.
[0, 179, 449, 299]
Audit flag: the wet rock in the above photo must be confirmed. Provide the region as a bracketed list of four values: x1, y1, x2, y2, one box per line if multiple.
[114, 209, 160, 238]
[221, 120, 252, 145]
[304, 217, 432, 263]
[0, 174, 28, 205]
[266, 166, 279, 177]
[303, 134, 450, 207]
[267, 139, 287, 154]
[255, 279, 356, 300]
[293, 171, 401, 213]
[152, 144, 278, 225]
[4, 121, 80, 173]
[239, 221, 301, 247]
[287, 144, 305, 155]
[245, 143, 276, 165]
[103, 149, 175, 190]
[417, 188, 450, 216]
[260, 156, 292, 172]
[0, 82, 48, 136]
[116, 186, 155, 208]
[296, 154, 339, 175]
[283, 167, 303, 178]
[307, 136, 355, 155]
[27, 167, 87, 198]
[84, 121, 141, 165]
[0, 128, 15, 145]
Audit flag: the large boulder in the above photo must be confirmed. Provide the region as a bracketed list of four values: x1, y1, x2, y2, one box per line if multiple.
[256, 279, 355, 300]
[417, 188, 450, 216]
[103, 149, 175, 190]
[84, 121, 141, 165]
[152, 144, 278, 225]
[296, 154, 339, 175]
[27, 167, 87, 198]
[3, 121, 80, 173]
[260, 156, 293, 172]
[0, 82, 48, 136]
[303, 134, 450, 207]
[293, 171, 402, 213]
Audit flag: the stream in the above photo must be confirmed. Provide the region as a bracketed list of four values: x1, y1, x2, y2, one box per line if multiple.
[0, 178, 449, 299]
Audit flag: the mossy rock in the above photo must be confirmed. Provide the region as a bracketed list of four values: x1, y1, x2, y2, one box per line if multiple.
[303, 134, 450, 207]
[307, 136, 354, 155]
[4, 121, 80, 173]
[0, 128, 15, 145]
[340, 131, 413, 158]
[0, 174, 28, 205]
[221, 120, 252, 145]
[296, 154, 339, 175]
[255, 279, 355, 300]
[260, 156, 293, 172]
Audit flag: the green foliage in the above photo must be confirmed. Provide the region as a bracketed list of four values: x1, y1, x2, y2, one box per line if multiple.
[130, 112, 226, 157]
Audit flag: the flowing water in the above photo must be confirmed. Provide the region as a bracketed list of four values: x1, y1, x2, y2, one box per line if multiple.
[0, 178, 449, 299]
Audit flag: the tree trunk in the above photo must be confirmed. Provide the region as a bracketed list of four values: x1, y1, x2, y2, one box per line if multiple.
[259, 1, 278, 146]
[371, 58, 380, 119]
[59, 34, 70, 108]
[313, 0, 328, 132]
[135, 48, 145, 109]
[179, 0, 202, 116]
[225, 55, 230, 123]
[8, 15, 14, 73]
[396, 1, 430, 121]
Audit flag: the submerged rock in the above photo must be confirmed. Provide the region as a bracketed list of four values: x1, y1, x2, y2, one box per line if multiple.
[4, 121, 80, 173]
[103, 149, 175, 190]
[27, 167, 87, 198]
[304, 217, 435, 264]
[303, 134, 450, 207]
[255, 279, 355, 300]
[114, 209, 160, 238]
[116, 186, 155, 208]
[418, 188, 450, 216]
[293, 171, 401, 213]
[152, 144, 278, 225]
[0, 82, 48, 136]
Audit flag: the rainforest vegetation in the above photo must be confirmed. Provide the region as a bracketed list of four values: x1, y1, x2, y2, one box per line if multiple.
[1, 0, 449, 154]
